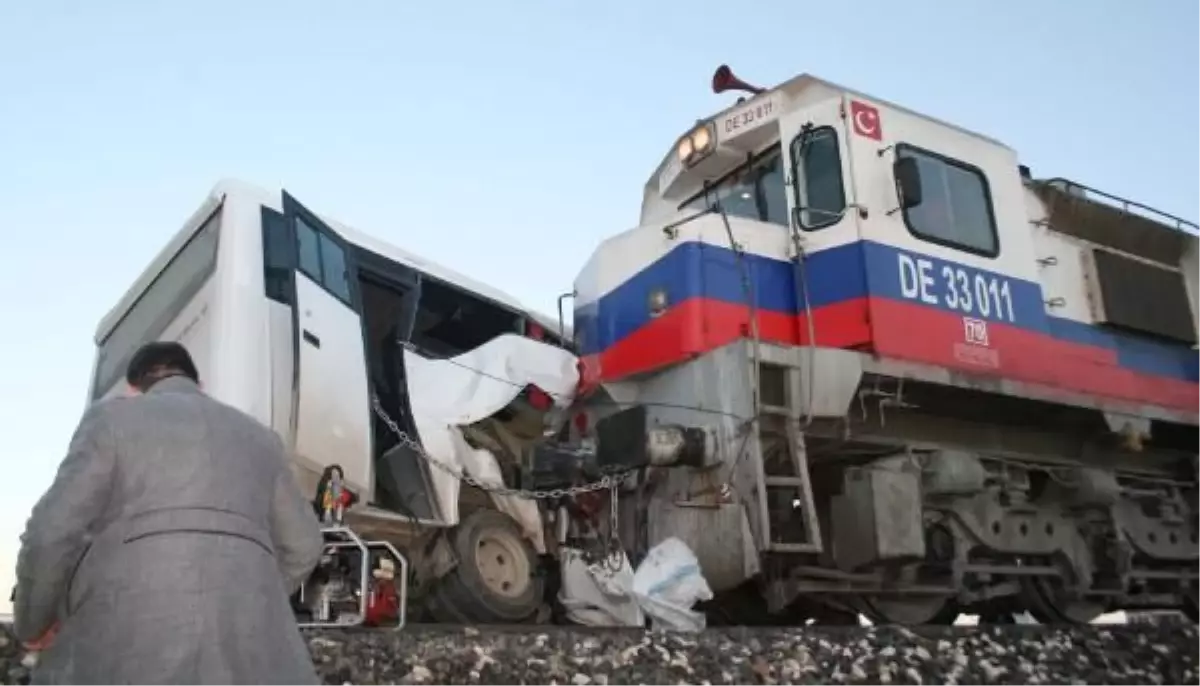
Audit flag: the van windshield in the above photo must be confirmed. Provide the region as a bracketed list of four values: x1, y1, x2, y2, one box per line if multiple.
[92, 209, 221, 399]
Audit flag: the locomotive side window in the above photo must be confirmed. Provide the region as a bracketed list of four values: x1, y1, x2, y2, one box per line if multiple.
[790, 126, 846, 230]
[895, 144, 999, 257]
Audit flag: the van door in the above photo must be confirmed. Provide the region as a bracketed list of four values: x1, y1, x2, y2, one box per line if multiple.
[282, 191, 374, 500]
[356, 265, 442, 522]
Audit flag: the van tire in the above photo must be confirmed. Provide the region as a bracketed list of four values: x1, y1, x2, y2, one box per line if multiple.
[427, 509, 544, 624]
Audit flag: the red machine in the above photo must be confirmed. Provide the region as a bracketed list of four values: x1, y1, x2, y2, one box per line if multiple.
[296, 463, 409, 629]
[363, 558, 402, 627]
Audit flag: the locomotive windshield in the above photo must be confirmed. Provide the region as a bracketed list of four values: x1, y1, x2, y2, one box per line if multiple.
[679, 127, 846, 231]
[681, 147, 787, 226]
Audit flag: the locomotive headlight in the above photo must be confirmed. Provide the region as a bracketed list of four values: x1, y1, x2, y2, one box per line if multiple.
[676, 137, 695, 163]
[676, 122, 716, 167]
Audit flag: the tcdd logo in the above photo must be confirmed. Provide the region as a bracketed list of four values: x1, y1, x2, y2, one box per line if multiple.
[963, 317, 990, 347]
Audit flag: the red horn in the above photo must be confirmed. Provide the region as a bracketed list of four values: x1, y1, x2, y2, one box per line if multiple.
[711, 64, 764, 96]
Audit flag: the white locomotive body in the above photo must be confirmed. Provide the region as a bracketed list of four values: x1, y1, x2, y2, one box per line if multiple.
[573, 66, 1198, 624]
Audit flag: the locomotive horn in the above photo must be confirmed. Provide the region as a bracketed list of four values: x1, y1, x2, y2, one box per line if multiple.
[712, 64, 765, 96]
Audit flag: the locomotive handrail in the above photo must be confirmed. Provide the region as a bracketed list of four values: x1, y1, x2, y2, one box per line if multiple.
[1037, 177, 1199, 236]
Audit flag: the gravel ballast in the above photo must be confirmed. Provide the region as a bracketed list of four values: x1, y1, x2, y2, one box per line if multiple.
[2, 622, 1196, 684]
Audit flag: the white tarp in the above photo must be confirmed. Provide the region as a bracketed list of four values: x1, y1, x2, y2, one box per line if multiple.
[558, 548, 644, 627]
[630, 537, 714, 631]
[559, 537, 714, 632]
[402, 334, 580, 552]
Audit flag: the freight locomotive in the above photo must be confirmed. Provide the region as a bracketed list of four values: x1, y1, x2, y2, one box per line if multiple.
[571, 65, 1199, 625]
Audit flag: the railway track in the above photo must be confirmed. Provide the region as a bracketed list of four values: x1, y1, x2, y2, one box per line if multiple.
[5, 619, 1196, 684]
[300, 621, 1197, 685]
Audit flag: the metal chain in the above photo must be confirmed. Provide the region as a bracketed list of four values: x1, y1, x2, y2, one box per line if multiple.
[600, 481, 626, 573]
[370, 394, 634, 500]
[372, 394, 631, 573]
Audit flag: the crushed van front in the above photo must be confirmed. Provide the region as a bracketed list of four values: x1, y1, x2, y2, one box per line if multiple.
[397, 333, 581, 551]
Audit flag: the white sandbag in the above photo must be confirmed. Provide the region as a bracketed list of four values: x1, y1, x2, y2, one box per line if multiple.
[630, 537, 713, 632]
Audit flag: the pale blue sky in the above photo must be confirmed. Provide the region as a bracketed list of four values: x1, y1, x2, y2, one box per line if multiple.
[0, 1, 1196, 609]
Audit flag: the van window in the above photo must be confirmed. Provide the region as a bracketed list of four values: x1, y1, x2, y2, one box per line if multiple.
[409, 279, 520, 358]
[296, 217, 322, 281]
[294, 216, 352, 303]
[896, 144, 999, 256]
[262, 208, 294, 304]
[320, 233, 352, 302]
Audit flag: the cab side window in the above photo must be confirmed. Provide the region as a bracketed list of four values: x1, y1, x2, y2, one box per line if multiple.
[790, 127, 847, 230]
[896, 145, 998, 257]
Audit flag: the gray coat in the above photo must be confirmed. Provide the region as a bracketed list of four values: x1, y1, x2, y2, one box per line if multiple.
[14, 376, 325, 684]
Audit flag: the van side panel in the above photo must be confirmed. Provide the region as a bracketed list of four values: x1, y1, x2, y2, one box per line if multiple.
[206, 190, 274, 427]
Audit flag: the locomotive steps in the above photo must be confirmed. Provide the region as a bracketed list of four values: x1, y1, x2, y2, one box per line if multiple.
[3, 620, 1196, 684]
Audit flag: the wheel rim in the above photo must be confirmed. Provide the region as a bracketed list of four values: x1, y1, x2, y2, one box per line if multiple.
[1019, 576, 1106, 625]
[863, 524, 959, 626]
[475, 530, 531, 599]
[863, 596, 957, 626]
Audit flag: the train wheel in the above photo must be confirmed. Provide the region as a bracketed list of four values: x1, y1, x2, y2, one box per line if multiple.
[861, 596, 959, 626]
[428, 508, 544, 624]
[1018, 576, 1106, 625]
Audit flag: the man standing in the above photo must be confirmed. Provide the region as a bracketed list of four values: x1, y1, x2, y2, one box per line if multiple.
[14, 341, 325, 684]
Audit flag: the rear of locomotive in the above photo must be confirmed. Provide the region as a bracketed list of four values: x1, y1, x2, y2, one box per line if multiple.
[571, 66, 1199, 625]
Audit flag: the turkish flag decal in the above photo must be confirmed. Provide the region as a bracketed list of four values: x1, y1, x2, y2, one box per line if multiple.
[850, 100, 882, 141]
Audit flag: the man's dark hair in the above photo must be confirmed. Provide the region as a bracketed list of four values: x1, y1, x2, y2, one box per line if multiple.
[125, 341, 200, 391]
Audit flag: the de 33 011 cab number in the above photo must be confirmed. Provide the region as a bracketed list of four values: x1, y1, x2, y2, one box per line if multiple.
[896, 252, 1016, 323]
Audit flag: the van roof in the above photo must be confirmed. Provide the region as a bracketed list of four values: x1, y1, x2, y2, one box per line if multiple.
[94, 179, 568, 344]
